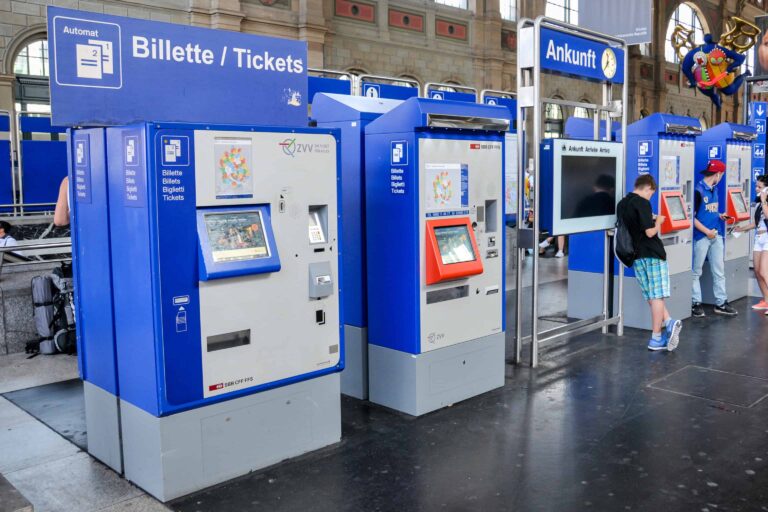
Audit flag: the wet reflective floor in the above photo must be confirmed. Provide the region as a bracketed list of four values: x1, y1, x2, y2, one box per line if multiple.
[171, 298, 768, 512]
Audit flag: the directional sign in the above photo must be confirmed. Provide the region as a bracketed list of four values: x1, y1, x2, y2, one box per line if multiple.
[48, 7, 308, 127]
[540, 27, 625, 84]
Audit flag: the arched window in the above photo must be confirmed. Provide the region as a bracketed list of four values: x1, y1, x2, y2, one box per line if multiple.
[394, 75, 420, 88]
[13, 39, 49, 77]
[500, 0, 517, 21]
[436, 81, 461, 92]
[743, 46, 755, 75]
[573, 107, 592, 119]
[545, 0, 578, 25]
[699, 116, 708, 130]
[665, 2, 706, 64]
[435, 0, 468, 9]
[545, 102, 564, 138]
[640, 109, 650, 119]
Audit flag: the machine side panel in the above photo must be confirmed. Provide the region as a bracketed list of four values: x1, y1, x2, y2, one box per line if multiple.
[365, 132, 420, 354]
[70, 128, 119, 394]
[107, 125, 161, 416]
[150, 128, 204, 409]
[316, 119, 366, 328]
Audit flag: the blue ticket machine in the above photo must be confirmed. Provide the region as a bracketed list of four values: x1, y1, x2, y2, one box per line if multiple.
[695, 123, 756, 303]
[100, 123, 342, 501]
[568, 114, 700, 329]
[364, 98, 509, 416]
[312, 93, 402, 400]
[68, 128, 122, 473]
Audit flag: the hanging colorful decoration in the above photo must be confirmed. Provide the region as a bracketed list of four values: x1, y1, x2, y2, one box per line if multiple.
[671, 17, 760, 109]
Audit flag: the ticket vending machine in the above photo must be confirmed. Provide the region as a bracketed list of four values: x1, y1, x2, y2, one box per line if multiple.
[568, 114, 699, 329]
[312, 93, 402, 400]
[67, 128, 123, 473]
[695, 123, 756, 303]
[101, 123, 342, 501]
[364, 98, 509, 416]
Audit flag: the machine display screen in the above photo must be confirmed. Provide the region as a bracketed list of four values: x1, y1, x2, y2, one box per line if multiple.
[204, 211, 270, 263]
[666, 196, 687, 221]
[731, 191, 748, 214]
[434, 225, 476, 264]
[560, 155, 617, 219]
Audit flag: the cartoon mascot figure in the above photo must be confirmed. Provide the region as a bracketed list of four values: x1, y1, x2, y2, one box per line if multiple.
[673, 17, 760, 109]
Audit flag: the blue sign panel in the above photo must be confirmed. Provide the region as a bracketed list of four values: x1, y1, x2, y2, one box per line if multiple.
[308, 76, 351, 103]
[540, 27, 625, 84]
[427, 90, 476, 103]
[483, 96, 515, 109]
[48, 7, 308, 127]
[749, 101, 767, 200]
[708, 144, 723, 160]
[361, 82, 419, 101]
[73, 133, 92, 203]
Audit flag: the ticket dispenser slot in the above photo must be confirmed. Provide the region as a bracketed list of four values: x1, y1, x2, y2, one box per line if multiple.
[426, 217, 484, 285]
[659, 191, 691, 234]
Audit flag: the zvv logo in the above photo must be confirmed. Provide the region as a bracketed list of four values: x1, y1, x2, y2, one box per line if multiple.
[279, 138, 296, 157]
[53, 16, 123, 89]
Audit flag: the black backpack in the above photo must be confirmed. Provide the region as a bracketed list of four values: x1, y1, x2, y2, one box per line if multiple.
[26, 263, 76, 356]
[614, 199, 637, 268]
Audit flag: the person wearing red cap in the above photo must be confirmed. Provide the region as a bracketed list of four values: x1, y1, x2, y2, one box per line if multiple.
[691, 159, 738, 317]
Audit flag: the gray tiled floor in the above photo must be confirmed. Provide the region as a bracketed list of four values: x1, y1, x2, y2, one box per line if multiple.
[0, 394, 170, 512]
[0, 352, 79, 394]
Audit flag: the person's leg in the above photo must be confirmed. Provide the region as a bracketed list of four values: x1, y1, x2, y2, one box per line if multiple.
[758, 250, 768, 301]
[708, 236, 729, 307]
[555, 236, 565, 257]
[691, 237, 709, 306]
[650, 299, 666, 334]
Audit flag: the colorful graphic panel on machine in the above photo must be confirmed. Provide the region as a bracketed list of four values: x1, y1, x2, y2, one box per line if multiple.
[426, 218, 483, 285]
[659, 191, 691, 234]
[197, 206, 281, 280]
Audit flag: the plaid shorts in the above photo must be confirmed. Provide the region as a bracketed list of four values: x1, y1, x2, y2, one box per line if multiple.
[633, 258, 670, 301]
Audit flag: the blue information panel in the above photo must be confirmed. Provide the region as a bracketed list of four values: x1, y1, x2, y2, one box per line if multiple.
[427, 89, 476, 103]
[48, 7, 308, 127]
[749, 101, 767, 200]
[540, 27, 625, 84]
[361, 82, 419, 101]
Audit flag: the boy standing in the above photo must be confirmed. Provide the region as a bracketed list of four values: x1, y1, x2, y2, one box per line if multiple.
[691, 160, 738, 317]
[617, 174, 683, 351]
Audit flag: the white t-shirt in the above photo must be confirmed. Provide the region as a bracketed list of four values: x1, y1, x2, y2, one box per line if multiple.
[0, 235, 18, 247]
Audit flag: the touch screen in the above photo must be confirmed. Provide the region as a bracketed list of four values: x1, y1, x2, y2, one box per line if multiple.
[560, 155, 618, 219]
[205, 211, 269, 263]
[434, 225, 476, 265]
[666, 196, 687, 221]
[731, 191, 748, 214]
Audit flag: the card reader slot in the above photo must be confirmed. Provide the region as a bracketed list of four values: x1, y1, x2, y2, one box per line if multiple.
[426, 285, 469, 305]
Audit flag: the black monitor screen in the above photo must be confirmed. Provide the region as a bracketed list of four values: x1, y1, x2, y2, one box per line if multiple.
[560, 155, 618, 220]
[205, 211, 269, 263]
[434, 225, 476, 265]
[731, 191, 748, 214]
[666, 196, 687, 221]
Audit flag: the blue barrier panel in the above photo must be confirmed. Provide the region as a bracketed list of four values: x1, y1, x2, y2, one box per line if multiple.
[427, 89, 476, 102]
[20, 115, 67, 134]
[360, 82, 418, 100]
[309, 76, 352, 103]
[0, 114, 12, 211]
[21, 139, 67, 210]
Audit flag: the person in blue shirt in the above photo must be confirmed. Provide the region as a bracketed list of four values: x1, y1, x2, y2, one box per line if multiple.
[691, 160, 738, 317]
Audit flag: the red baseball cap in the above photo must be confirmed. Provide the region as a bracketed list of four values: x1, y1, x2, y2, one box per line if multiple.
[701, 159, 726, 175]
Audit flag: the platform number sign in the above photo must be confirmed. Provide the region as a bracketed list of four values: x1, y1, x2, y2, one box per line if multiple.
[757, 119, 767, 135]
[755, 144, 766, 159]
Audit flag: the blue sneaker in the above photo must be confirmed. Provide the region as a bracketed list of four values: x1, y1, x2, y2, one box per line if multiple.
[647, 334, 668, 351]
[665, 318, 682, 352]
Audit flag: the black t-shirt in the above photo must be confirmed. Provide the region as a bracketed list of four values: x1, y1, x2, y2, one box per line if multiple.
[617, 192, 666, 261]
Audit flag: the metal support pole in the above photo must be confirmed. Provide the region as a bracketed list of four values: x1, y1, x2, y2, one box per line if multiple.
[529, 19, 543, 368]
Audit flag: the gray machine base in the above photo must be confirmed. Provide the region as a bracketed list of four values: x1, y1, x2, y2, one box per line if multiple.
[700, 257, 750, 305]
[120, 373, 341, 502]
[568, 270, 692, 331]
[83, 381, 123, 474]
[342, 324, 368, 400]
[368, 333, 505, 417]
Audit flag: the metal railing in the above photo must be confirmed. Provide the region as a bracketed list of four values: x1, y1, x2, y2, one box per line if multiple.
[423, 82, 478, 99]
[0, 240, 72, 271]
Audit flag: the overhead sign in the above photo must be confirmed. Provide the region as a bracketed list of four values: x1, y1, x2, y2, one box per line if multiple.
[48, 7, 307, 127]
[749, 102, 766, 198]
[578, 0, 652, 46]
[361, 82, 418, 101]
[540, 27, 625, 84]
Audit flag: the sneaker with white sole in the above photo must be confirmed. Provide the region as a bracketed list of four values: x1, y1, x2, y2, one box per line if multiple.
[647, 334, 668, 351]
[539, 240, 551, 249]
[665, 318, 682, 351]
[753, 300, 768, 310]
[555, 250, 565, 258]
[714, 302, 738, 316]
